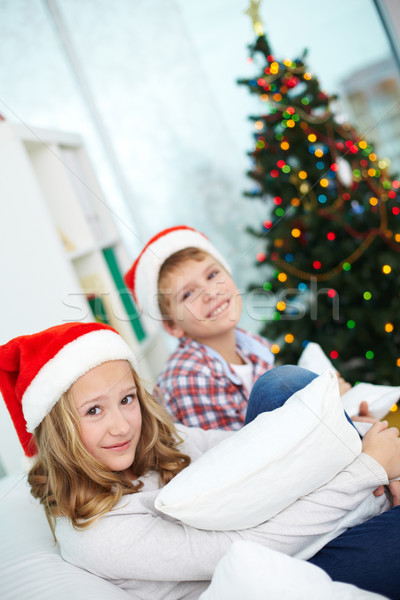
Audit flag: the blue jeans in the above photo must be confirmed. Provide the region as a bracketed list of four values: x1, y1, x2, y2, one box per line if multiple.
[245, 365, 400, 600]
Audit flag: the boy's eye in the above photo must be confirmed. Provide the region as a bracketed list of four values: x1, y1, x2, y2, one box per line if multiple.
[87, 405, 101, 416]
[121, 394, 135, 405]
[208, 270, 218, 280]
[182, 290, 192, 301]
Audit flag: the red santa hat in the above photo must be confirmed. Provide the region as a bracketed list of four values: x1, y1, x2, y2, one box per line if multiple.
[124, 225, 231, 321]
[0, 322, 137, 457]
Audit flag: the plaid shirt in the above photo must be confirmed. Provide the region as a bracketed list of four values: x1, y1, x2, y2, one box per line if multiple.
[155, 328, 274, 430]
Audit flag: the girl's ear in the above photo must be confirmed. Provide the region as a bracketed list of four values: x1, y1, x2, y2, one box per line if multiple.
[162, 319, 185, 339]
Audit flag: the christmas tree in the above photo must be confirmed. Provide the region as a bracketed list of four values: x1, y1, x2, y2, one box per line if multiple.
[238, 32, 400, 385]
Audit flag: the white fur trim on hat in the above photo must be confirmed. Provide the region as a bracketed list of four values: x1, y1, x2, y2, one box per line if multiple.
[135, 228, 231, 321]
[22, 329, 136, 432]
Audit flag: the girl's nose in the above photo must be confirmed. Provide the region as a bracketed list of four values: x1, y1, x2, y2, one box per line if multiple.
[108, 408, 130, 435]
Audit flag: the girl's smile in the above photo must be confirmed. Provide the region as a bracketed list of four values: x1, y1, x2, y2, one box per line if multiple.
[71, 359, 142, 475]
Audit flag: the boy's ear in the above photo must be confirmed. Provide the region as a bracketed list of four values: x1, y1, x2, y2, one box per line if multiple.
[162, 319, 185, 339]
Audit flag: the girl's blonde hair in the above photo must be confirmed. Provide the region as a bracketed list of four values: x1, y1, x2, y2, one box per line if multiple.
[28, 365, 190, 537]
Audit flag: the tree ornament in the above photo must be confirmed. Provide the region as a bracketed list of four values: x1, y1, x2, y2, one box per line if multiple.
[238, 29, 400, 385]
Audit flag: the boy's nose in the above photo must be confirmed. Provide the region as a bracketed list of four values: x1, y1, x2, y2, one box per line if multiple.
[203, 282, 223, 303]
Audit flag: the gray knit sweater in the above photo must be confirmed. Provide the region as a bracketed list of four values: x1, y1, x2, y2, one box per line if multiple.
[56, 425, 389, 600]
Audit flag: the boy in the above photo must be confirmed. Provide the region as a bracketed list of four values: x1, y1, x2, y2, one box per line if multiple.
[124, 225, 299, 430]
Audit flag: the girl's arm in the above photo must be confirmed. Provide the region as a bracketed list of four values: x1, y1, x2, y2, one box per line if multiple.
[57, 452, 387, 583]
[175, 423, 233, 459]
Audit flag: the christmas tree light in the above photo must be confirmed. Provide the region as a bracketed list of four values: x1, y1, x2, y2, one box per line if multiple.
[238, 22, 400, 385]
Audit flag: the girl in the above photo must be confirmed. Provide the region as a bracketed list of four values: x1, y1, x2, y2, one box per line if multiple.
[1, 322, 400, 600]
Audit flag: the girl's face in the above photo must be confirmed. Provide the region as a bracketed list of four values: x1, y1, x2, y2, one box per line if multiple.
[71, 360, 142, 476]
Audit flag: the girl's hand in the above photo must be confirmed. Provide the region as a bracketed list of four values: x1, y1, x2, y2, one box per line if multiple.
[362, 421, 400, 480]
[373, 480, 400, 506]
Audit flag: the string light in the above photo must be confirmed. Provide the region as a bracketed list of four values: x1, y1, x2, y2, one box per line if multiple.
[271, 344, 280, 353]
[241, 27, 400, 388]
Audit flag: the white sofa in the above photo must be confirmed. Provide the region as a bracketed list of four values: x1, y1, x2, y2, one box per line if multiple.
[0, 473, 131, 600]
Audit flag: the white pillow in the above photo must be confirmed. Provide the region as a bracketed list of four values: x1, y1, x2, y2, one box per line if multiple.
[298, 342, 400, 419]
[155, 369, 362, 530]
[199, 540, 387, 600]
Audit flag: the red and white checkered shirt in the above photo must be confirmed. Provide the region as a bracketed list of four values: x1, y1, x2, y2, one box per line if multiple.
[155, 328, 274, 430]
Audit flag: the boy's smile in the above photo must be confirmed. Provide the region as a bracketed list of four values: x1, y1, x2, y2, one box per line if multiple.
[162, 255, 242, 346]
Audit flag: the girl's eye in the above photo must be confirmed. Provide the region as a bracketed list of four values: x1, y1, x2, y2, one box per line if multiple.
[208, 270, 218, 280]
[182, 290, 192, 301]
[87, 406, 101, 416]
[121, 394, 135, 406]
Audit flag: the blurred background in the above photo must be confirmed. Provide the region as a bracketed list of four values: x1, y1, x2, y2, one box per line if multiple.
[1, 0, 400, 471]
[1, 0, 399, 294]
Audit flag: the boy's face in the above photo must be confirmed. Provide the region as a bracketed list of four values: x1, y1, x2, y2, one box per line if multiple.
[161, 255, 242, 343]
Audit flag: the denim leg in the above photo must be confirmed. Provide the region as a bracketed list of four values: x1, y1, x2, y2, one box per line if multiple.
[245, 365, 318, 425]
[245, 365, 357, 431]
[309, 505, 400, 599]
